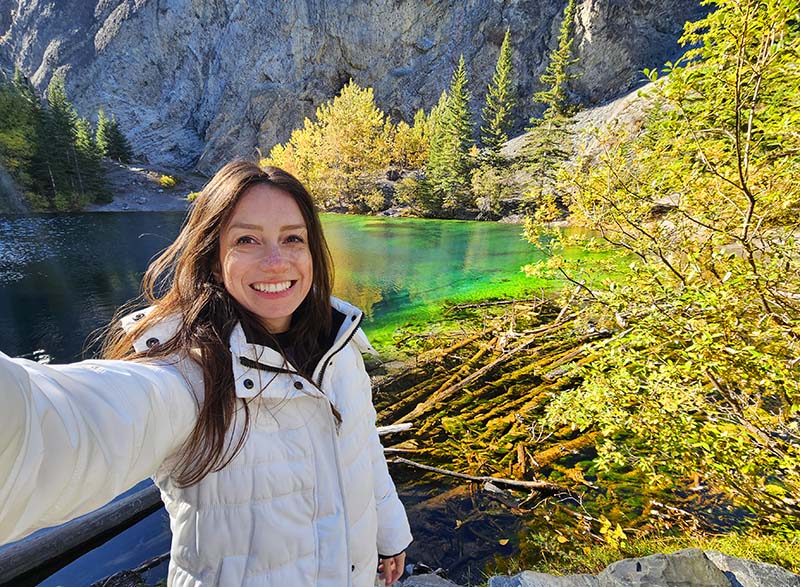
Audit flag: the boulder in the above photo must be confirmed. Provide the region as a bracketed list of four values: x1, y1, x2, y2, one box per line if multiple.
[598, 549, 730, 586]
[403, 549, 800, 587]
[489, 571, 599, 586]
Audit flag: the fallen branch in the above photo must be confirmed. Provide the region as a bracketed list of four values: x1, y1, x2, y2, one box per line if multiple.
[0, 485, 162, 585]
[377, 423, 413, 435]
[445, 298, 547, 312]
[388, 456, 564, 493]
[395, 327, 562, 423]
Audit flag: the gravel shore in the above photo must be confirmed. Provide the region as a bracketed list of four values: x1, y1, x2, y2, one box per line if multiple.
[85, 160, 208, 213]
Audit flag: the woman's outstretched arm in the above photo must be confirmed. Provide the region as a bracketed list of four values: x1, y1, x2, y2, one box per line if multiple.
[0, 352, 197, 545]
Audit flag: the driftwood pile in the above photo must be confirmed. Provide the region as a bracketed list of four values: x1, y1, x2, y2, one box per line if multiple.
[373, 298, 607, 498]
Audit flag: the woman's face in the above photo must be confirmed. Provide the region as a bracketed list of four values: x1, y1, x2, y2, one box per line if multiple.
[217, 183, 313, 333]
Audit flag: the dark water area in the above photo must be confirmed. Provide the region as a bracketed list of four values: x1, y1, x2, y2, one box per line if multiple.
[0, 212, 547, 586]
[0, 212, 546, 363]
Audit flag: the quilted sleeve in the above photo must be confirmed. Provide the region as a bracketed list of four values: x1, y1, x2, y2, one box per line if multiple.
[369, 403, 414, 556]
[0, 352, 198, 545]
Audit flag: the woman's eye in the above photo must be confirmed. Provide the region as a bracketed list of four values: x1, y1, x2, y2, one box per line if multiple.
[235, 235, 257, 245]
[285, 234, 305, 244]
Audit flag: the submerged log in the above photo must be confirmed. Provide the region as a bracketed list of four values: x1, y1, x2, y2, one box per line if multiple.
[0, 485, 162, 585]
[389, 457, 564, 493]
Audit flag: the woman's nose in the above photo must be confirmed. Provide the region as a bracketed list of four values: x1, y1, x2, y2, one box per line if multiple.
[260, 243, 288, 268]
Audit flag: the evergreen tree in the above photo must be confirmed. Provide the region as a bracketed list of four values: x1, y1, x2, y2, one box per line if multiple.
[0, 70, 40, 190]
[30, 76, 81, 208]
[419, 91, 450, 215]
[423, 55, 476, 215]
[75, 117, 110, 202]
[12, 68, 40, 110]
[28, 77, 108, 209]
[105, 114, 133, 163]
[524, 0, 581, 217]
[535, 0, 579, 118]
[480, 29, 516, 157]
[522, 114, 572, 219]
[1, 71, 109, 210]
[95, 109, 110, 157]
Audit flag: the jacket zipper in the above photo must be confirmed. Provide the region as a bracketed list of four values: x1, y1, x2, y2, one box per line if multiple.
[314, 312, 363, 387]
[317, 311, 362, 585]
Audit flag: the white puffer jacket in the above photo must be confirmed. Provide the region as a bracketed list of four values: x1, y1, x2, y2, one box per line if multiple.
[0, 298, 412, 587]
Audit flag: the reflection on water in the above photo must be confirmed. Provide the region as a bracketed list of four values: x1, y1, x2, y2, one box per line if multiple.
[0, 213, 542, 362]
[0, 212, 542, 586]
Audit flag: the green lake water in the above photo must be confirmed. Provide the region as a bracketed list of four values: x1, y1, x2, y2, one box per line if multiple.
[0, 212, 556, 361]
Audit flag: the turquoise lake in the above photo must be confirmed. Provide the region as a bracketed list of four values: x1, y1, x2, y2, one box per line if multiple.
[0, 212, 550, 361]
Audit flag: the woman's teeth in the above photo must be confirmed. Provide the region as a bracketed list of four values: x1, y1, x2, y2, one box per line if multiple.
[252, 281, 292, 293]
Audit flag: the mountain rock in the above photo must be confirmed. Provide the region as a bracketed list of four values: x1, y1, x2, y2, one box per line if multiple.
[0, 0, 708, 174]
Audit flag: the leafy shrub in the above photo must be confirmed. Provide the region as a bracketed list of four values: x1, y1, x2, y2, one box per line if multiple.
[159, 174, 177, 189]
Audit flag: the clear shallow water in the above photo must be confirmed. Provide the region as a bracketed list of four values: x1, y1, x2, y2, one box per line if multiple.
[0, 212, 548, 586]
[0, 212, 549, 362]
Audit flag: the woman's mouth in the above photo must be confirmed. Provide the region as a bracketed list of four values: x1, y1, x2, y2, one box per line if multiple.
[251, 280, 294, 293]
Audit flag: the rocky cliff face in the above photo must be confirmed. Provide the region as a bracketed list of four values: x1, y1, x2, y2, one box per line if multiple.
[0, 0, 707, 174]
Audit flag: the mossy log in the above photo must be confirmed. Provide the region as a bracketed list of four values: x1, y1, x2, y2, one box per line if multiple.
[376, 300, 610, 496]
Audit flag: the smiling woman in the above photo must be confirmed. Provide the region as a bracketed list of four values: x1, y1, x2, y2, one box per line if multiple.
[216, 184, 314, 334]
[0, 160, 412, 587]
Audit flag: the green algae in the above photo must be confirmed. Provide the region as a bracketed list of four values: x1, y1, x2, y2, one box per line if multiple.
[321, 214, 580, 351]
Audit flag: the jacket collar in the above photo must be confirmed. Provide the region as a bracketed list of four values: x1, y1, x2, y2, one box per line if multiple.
[122, 297, 376, 400]
[230, 297, 375, 399]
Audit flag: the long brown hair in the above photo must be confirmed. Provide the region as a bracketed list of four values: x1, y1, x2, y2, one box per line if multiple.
[102, 160, 333, 486]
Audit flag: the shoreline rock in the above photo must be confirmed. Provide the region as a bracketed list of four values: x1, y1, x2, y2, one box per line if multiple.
[400, 549, 800, 587]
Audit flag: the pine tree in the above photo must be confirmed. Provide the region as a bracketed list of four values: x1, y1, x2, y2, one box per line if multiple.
[420, 90, 450, 215]
[12, 68, 40, 110]
[423, 55, 476, 215]
[524, 0, 581, 217]
[75, 117, 97, 157]
[480, 29, 516, 156]
[28, 77, 109, 209]
[75, 117, 110, 203]
[95, 109, 110, 157]
[30, 76, 81, 208]
[535, 0, 579, 118]
[0, 70, 40, 188]
[105, 114, 133, 163]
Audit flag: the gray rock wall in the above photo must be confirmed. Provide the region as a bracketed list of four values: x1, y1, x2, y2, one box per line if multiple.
[0, 0, 707, 174]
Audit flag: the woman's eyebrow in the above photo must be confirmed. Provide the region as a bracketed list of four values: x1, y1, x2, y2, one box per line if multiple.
[228, 222, 262, 231]
[227, 222, 307, 231]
